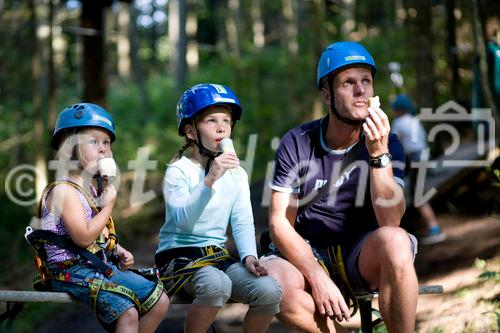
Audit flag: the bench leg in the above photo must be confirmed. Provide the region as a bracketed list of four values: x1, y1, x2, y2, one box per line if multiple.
[0, 302, 24, 333]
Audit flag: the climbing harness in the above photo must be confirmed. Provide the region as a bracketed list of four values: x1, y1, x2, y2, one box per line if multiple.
[25, 180, 164, 315]
[157, 245, 231, 297]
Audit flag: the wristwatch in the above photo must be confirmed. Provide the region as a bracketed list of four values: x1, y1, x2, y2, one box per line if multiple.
[369, 153, 392, 168]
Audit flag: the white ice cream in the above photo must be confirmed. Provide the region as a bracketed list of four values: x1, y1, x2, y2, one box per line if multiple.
[220, 138, 236, 154]
[368, 96, 380, 110]
[98, 157, 117, 178]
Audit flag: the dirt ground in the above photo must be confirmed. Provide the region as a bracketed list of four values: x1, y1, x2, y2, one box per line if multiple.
[29, 213, 499, 333]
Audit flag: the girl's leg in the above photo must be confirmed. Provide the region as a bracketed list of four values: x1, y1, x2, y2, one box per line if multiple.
[183, 266, 233, 333]
[225, 262, 282, 333]
[185, 304, 220, 333]
[138, 292, 170, 333]
[242, 312, 275, 333]
[115, 307, 139, 333]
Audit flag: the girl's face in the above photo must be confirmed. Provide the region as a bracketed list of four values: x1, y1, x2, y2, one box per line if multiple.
[185, 106, 233, 152]
[76, 128, 112, 174]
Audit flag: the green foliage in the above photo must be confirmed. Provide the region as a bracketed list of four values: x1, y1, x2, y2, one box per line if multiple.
[475, 257, 500, 332]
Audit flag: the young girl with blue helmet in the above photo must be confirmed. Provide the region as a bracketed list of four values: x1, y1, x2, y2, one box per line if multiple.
[31, 103, 169, 332]
[155, 84, 282, 333]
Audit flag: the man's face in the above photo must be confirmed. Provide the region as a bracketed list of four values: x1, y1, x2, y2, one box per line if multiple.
[328, 66, 374, 122]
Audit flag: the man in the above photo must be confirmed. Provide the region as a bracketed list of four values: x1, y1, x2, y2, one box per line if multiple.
[265, 41, 418, 332]
[391, 94, 445, 245]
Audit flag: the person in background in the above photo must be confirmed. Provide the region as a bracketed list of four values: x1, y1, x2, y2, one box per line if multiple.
[391, 94, 446, 245]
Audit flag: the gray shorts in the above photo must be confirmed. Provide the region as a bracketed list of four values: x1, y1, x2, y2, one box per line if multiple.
[264, 231, 418, 294]
[183, 262, 282, 314]
[341, 232, 418, 293]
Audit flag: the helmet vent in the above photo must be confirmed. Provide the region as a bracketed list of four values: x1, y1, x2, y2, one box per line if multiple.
[74, 110, 84, 119]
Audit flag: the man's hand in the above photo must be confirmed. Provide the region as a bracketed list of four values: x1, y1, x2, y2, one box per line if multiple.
[309, 268, 350, 322]
[244, 255, 268, 277]
[363, 105, 390, 157]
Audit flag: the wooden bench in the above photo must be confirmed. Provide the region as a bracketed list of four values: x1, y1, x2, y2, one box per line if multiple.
[356, 285, 443, 333]
[0, 285, 443, 333]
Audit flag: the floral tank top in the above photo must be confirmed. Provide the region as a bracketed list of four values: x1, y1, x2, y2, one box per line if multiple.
[40, 181, 98, 263]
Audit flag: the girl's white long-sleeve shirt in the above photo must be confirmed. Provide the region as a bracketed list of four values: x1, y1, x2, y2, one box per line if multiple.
[156, 156, 258, 261]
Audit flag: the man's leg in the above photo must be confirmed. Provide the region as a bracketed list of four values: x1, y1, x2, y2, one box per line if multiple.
[357, 226, 418, 333]
[264, 256, 337, 333]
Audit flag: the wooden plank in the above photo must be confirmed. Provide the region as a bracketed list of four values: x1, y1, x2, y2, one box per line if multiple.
[0, 291, 73, 303]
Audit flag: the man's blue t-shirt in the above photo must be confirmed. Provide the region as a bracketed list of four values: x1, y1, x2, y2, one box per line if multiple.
[270, 116, 406, 249]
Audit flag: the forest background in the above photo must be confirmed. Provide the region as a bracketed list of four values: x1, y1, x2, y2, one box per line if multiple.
[0, 0, 499, 332]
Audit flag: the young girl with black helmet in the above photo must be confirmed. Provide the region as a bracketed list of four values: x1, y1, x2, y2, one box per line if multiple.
[155, 84, 281, 333]
[30, 103, 169, 332]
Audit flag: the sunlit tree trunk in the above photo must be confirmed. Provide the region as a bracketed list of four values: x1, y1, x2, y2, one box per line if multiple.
[169, 0, 187, 91]
[117, 1, 131, 79]
[282, 0, 298, 56]
[340, 0, 355, 39]
[225, 0, 240, 59]
[186, 1, 199, 72]
[251, 0, 265, 51]
[404, 0, 435, 109]
[29, 0, 48, 206]
[81, 0, 107, 107]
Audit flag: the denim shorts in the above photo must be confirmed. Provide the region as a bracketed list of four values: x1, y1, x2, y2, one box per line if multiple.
[49, 263, 158, 325]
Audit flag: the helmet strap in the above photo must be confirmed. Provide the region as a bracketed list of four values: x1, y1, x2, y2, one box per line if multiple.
[327, 76, 364, 126]
[192, 122, 221, 175]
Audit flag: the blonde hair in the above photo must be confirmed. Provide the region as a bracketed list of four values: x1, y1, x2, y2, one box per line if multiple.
[170, 138, 193, 164]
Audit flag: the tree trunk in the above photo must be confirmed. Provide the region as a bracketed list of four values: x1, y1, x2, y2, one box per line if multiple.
[186, 1, 199, 72]
[48, 0, 56, 127]
[29, 1, 48, 206]
[446, 0, 459, 101]
[81, 0, 107, 107]
[311, 0, 325, 120]
[251, 0, 265, 51]
[472, 0, 499, 138]
[117, 2, 131, 79]
[169, 0, 187, 92]
[340, 0, 355, 39]
[404, 0, 435, 109]
[282, 0, 298, 56]
[225, 0, 241, 59]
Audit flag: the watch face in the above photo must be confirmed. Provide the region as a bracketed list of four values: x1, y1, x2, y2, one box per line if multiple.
[380, 155, 390, 166]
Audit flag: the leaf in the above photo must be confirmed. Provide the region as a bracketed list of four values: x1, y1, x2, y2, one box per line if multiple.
[478, 271, 498, 280]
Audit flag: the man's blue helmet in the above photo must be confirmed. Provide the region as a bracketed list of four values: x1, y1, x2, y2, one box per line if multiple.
[51, 103, 116, 149]
[391, 94, 416, 115]
[316, 41, 377, 90]
[176, 83, 242, 135]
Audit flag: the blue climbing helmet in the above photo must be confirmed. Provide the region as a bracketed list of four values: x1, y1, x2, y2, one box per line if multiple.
[51, 103, 116, 149]
[176, 83, 243, 135]
[316, 41, 377, 90]
[391, 94, 416, 115]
